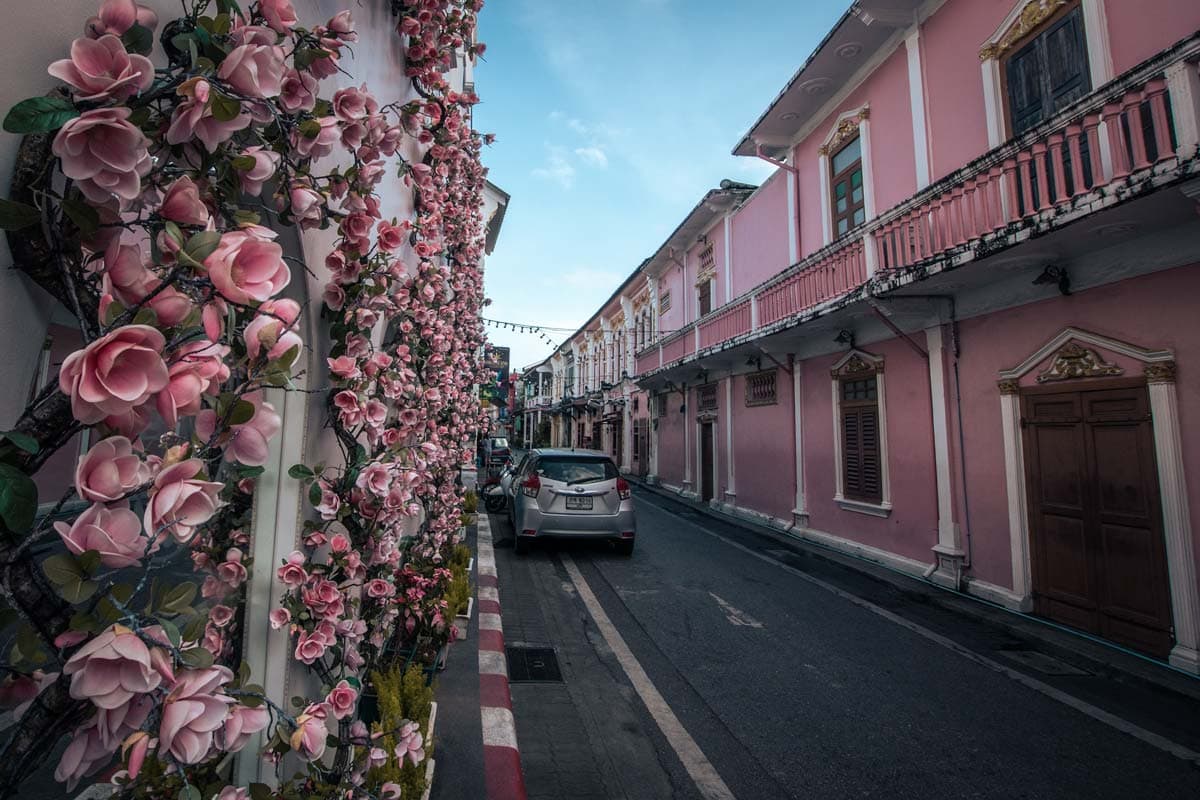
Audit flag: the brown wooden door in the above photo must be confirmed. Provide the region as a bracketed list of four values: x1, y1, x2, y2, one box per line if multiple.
[1023, 384, 1174, 658]
[700, 423, 715, 502]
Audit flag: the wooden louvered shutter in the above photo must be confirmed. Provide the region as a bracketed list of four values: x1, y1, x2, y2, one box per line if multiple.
[840, 376, 882, 504]
[1003, 4, 1091, 137]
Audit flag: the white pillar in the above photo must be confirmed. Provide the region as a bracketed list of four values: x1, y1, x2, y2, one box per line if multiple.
[927, 325, 964, 589]
[1167, 59, 1200, 161]
[905, 27, 931, 189]
[724, 378, 735, 506]
[998, 380, 1034, 611]
[786, 170, 798, 264]
[791, 359, 807, 526]
[723, 214, 733, 304]
[683, 388, 693, 494]
[1146, 363, 1200, 674]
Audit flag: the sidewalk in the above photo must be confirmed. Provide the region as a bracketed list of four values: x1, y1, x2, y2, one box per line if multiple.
[628, 476, 1200, 706]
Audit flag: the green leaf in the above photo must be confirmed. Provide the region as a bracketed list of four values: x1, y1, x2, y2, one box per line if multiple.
[230, 155, 257, 171]
[160, 582, 197, 615]
[181, 613, 208, 642]
[0, 463, 37, 534]
[308, 481, 322, 507]
[59, 577, 98, 604]
[210, 92, 241, 123]
[3, 95, 78, 134]
[287, 464, 313, 479]
[298, 119, 321, 139]
[0, 430, 39, 455]
[179, 785, 201, 800]
[156, 616, 182, 647]
[276, 344, 301, 371]
[240, 692, 264, 708]
[227, 399, 256, 426]
[184, 230, 222, 264]
[0, 199, 41, 231]
[236, 465, 266, 478]
[77, 550, 101, 577]
[249, 783, 272, 800]
[232, 209, 261, 226]
[294, 48, 330, 70]
[121, 23, 153, 56]
[61, 196, 99, 236]
[179, 647, 215, 669]
[69, 611, 100, 634]
[131, 307, 158, 327]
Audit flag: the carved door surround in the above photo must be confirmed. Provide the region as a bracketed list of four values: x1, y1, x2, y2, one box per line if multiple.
[997, 327, 1199, 673]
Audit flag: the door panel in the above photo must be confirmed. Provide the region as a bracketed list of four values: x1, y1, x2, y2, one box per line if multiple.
[700, 423, 714, 503]
[1023, 384, 1174, 659]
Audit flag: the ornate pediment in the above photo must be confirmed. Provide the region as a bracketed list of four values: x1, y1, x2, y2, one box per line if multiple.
[830, 349, 883, 378]
[819, 107, 869, 156]
[980, 0, 1070, 61]
[1035, 342, 1123, 383]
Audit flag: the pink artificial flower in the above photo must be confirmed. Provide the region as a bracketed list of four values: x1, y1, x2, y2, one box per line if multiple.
[326, 680, 357, 720]
[356, 463, 391, 496]
[158, 665, 235, 764]
[217, 548, 248, 588]
[259, 0, 298, 32]
[276, 550, 307, 588]
[167, 78, 251, 153]
[365, 578, 394, 599]
[216, 787, 250, 800]
[218, 40, 286, 98]
[329, 531, 350, 552]
[209, 605, 235, 628]
[94, 692, 152, 750]
[55, 502, 148, 568]
[290, 704, 329, 761]
[332, 84, 377, 122]
[395, 721, 425, 767]
[75, 435, 150, 502]
[293, 115, 340, 160]
[279, 68, 318, 113]
[59, 324, 167, 424]
[268, 607, 291, 630]
[123, 729, 151, 779]
[84, 0, 158, 38]
[54, 721, 112, 791]
[377, 220, 405, 252]
[52, 107, 151, 205]
[217, 704, 269, 752]
[327, 10, 356, 41]
[194, 390, 281, 466]
[293, 631, 327, 665]
[237, 145, 280, 196]
[316, 482, 341, 520]
[243, 298, 302, 362]
[48, 34, 153, 101]
[159, 175, 210, 226]
[203, 229, 290, 304]
[0, 674, 39, 711]
[327, 355, 360, 380]
[288, 184, 325, 229]
[323, 282, 346, 310]
[143, 458, 223, 544]
[63, 624, 162, 709]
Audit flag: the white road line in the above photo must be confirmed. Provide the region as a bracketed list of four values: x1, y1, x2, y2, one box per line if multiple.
[479, 650, 508, 676]
[708, 593, 764, 628]
[481, 706, 519, 749]
[478, 612, 503, 632]
[636, 496, 1200, 767]
[561, 554, 737, 800]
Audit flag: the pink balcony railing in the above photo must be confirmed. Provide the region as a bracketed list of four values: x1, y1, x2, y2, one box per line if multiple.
[698, 300, 752, 349]
[635, 349, 658, 375]
[661, 332, 689, 365]
[875, 73, 1180, 272]
[757, 237, 866, 327]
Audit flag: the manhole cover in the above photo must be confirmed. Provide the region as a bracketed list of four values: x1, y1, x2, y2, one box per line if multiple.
[998, 649, 1090, 676]
[505, 646, 563, 683]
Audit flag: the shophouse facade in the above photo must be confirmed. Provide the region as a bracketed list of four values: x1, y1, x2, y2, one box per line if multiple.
[529, 0, 1200, 673]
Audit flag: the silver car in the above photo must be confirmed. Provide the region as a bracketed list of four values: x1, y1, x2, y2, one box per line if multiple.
[507, 448, 636, 555]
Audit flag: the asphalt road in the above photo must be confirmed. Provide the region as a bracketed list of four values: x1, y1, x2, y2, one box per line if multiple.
[489, 489, 1200, 800]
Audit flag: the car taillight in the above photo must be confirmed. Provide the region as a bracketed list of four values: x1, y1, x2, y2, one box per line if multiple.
[522, 474, 541, 497]
[616, 477, 631, 500]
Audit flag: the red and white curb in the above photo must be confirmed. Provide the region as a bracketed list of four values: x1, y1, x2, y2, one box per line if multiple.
[475, 513, 527, 800]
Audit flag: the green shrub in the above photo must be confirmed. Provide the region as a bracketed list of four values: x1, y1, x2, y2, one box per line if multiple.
[462, 489, 478, 514]
[449, 543, 471, 570]
[446, 562, 471, 617]
[369, 664, 435, 797]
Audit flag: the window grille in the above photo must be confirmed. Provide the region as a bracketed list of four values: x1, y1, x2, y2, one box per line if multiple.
[697, 384, 718, 412]
[745, 370, 778, 407]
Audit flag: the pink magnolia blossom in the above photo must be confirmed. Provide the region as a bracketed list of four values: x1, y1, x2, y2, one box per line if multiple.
[143, 459, 223, 543]
[259, 0, 298, 32]
[49, 34, 153, 101]
[288, 184, 325, 229]
[326, 680, 357, 720]
[167, 78, 250, 153]
[158, 665, 235, 764]
[293, 115, 340, 160]
[75, 436, 150, 502]
[293, 630, 327, 665]
[84, 0, 158, 38]
[217, 548, 248, 588]
[203, 228, 290, 304]
[55, 502, 148, 568]
[59, 324, 167, 424]
[332, 84, 377, 122]
[195, 390, 281, 466]
[327, 10, 356, 41]
[63, 624, 162, 709]
[209, 604, 234, 628]
[395, 721, 425, 767]
[323, 282, 346, 310]
[217, 40, 286, 98]
[279, 68, 318, 113]
[244, 298, 302, 361]
[276, 550, 307, 587]
[94, 692, 152, 750]
[53, 107, 151, 204]
[54, 721, 112, 791]
[327, 355, 360, 380]
[159, 176, 210, 226]
[268, 607, 291, 629]
[237, 145, 280, 196]
[316, 482, 341, 520]
[290, 703, 329, 760]
[217, 704, 269, 752]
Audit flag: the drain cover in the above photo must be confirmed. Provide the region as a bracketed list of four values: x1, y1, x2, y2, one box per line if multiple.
[505, 646, 563, 683]
[999, 649, 1090, 676]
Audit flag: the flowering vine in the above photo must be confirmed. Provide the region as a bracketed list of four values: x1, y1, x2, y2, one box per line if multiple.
[0, 1, 491, 798]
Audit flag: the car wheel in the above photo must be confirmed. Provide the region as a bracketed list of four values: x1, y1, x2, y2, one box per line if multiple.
[615, 539, 634, 556]
[514, 536, 531, 555]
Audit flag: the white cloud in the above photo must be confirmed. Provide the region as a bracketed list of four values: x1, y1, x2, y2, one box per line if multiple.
[547, 110, 565, 121]
[531, 145, 575, 189]
[574, 146, 608, 168]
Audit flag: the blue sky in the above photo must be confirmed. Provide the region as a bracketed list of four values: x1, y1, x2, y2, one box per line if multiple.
[474, 0, 847, 370]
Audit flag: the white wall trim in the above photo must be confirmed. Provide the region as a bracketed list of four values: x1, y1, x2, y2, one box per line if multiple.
[997, 327, 1199, 673]
[724, 379, 735, 498]
[723, 214, 733, 305]
[999, 390, 1034, 611]
[791, 523, 934, 578]
[964, 577, 1029, 610]
[819, 155, 833, 247]
[926, 325, 958, 549]
[819, 104, 874, 245]
[905, 27, 932, 188]
[830, 348, 891, 512]
[786, 169, 799, 263]
[792, 360, 806, 518]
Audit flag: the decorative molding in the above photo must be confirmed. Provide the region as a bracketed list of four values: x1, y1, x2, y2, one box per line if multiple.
[1034, 342, 1123, 383]
[997, 378, 1021, 394]
[1145, 361, 1177, 384]
[979, 0, 1070, 61]
[694, 268, 717, 289]
[998, 326, 1173, 381]
[819, 107, 870, 156]
[830, 348, 884, 378]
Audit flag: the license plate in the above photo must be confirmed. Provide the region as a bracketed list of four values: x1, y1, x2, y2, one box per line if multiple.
[564, 496, 593, 510]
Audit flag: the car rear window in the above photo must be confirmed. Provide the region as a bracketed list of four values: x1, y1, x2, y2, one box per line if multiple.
[491, 438, 508, 448]
[537, 457, 618, 484]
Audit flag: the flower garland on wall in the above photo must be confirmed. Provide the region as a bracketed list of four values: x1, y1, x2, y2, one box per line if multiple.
[0, 0, 490, 798]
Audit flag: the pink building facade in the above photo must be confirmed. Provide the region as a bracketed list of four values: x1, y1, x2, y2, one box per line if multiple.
[531, 0, 1200, 673]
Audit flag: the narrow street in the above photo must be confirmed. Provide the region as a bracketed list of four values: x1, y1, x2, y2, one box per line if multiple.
[487, 488, 1200, 800]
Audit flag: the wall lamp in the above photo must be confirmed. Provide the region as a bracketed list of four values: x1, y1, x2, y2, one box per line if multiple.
[834, 329, 855, 348]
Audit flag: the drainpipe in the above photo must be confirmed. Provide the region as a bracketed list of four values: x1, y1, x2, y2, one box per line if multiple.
[754, 142, 802, 263]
